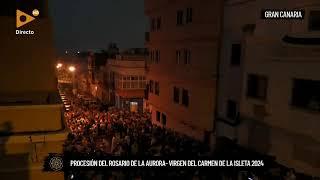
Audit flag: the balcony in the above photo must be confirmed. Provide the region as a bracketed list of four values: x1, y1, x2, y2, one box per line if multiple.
[246, 36, 320, 62]
[108, 59, 145, 68]
[0, 92, 65, 134]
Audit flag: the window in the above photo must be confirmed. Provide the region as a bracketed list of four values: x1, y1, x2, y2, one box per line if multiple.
[150, 50, 154, 63]
[308, 11, 320, 31]
[155, 81, 160, 95]
[176, 50, 181, 64]
[123, 82, 127, 89]
[161, 113, 167, 126]
[177, 10, 184, 25]
[156, 111, 161, 122]
[246, 74, 268, 100]
[184, 49, 191, 64]
[130, 102, 138, 113]
[151, 18, 155, 31]
[139, 76, 146, 89]
[182, 89, 189, 107]
[131, 81, 138, 89]
[186, 8, 193, 23]
[150, 80, 154, 93]
[226, 100, 238, 120]
[155, 50, 160, 63]
[139, 81, 145, 89]
[157, 17, 161, 30]
[231, 44, 241, 66]
[292, 79, 320, 111]
[125, 81, 130, 89]
[173, 87, 180, 103]
[151, 18, 156, 31]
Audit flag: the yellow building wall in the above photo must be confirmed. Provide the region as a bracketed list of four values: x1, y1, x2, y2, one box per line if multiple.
[0, 17, 57, 94]
[0, 104, 64, 133]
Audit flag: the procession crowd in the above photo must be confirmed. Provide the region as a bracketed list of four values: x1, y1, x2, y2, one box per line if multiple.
[62, 94, 316, 180]
[63, 98, 209, 157]
[63, 95, 213, 179]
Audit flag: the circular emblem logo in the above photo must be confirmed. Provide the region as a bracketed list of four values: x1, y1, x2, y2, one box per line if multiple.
[49, 156, 63, 171]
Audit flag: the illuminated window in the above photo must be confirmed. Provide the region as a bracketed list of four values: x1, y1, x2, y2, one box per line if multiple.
[130, 102, 138, 112]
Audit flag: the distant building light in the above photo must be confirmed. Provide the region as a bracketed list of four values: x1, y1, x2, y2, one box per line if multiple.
[65, 51, 68, 54]
[130, 102, 138, 106]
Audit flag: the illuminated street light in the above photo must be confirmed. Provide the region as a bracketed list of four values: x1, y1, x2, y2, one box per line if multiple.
[69, 66, 76, 72]
[56, 63, 63, 69]
[69, 65, 77, 95]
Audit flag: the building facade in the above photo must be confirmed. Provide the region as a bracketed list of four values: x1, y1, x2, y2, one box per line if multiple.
[0, 1, 66, 179]
[217, 0, 320, 176]
[144, 0, 223, 141]
[105, 49, 147, 112]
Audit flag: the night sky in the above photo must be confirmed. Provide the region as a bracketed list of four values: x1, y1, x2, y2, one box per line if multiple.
[49, 0, 147, 54]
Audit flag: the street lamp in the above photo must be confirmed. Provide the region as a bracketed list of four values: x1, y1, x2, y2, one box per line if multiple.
[69, 66, 76, 72]
[68, 66, 76, 95]
[56, 63, 63, 69]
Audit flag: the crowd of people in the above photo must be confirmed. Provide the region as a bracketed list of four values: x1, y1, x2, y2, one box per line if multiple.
[64, 96, 209, 157]
[63, 94, 213, 179]
[62, 93, 318, 180]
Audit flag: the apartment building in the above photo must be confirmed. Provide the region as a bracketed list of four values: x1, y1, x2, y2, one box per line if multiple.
[217, 0, 320, 176]
[105, 49, 147, 112]
[0, 1, 66, 179]
[144, 0, 223, 140]
[216, 0, 257, 144]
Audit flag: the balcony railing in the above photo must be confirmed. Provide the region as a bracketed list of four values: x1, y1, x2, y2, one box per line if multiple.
[246, 37, 320, 61]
